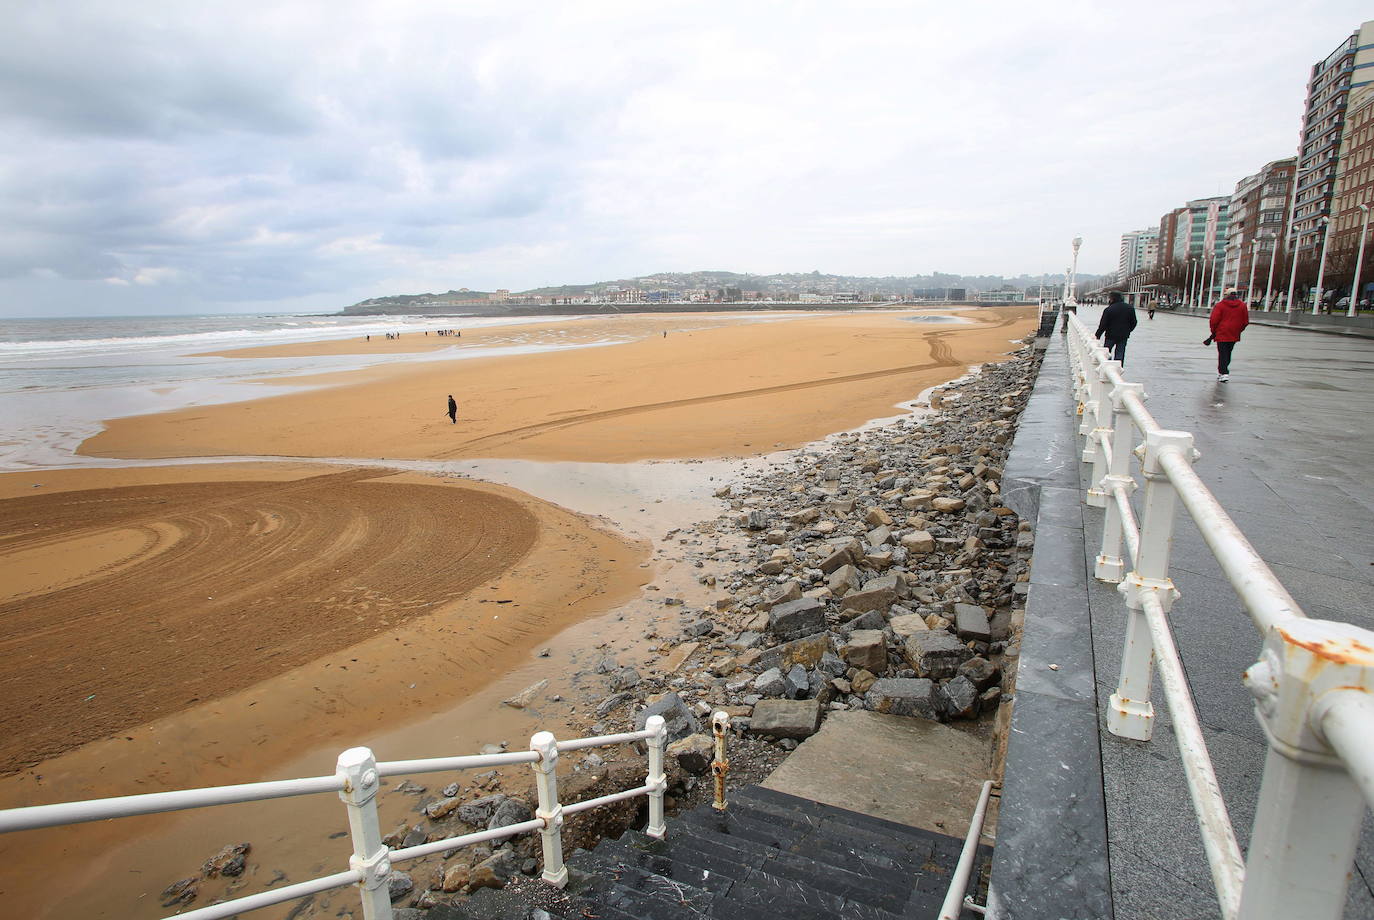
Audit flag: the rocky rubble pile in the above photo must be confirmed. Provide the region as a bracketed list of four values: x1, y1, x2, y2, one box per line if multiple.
[604, 342, 1042, 754]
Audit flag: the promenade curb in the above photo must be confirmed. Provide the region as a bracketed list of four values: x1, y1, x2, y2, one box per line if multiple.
[986, 330, 1113, 919]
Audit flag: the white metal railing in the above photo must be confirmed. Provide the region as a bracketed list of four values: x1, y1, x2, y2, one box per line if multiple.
[0, 710, 727, 920]
[1064, 313, 1374, 920]
[939, 779, 996, 919]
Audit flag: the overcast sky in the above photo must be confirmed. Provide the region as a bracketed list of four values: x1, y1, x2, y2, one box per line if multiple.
[1, 1, 1369, 316]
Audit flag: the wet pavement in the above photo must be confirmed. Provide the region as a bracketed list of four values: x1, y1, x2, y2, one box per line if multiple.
[1073, 307, 1374, 918]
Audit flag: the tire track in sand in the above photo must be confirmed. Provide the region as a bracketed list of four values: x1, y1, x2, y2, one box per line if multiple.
[0, 471, 537, 773]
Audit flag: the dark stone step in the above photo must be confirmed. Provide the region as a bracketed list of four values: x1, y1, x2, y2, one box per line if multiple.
[715, 871, 904, 920]
[729, 787, 984, 891]
[612, 817, 904, 920]
[680, 798, 932, 884]
[721, 798, 935, 876]
[620, 826, 767, 878]
[734, 785, 963, 846]
[583, 836, 740, 895]
[669, 809, 910, 916]
[588, 877, 717, 920]
[569, 845, 732, 899]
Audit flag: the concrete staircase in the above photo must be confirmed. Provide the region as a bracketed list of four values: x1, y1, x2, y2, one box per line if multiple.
[442, 784, 989, 919]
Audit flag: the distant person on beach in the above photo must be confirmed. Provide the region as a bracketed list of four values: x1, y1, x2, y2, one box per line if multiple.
[1207, 289, 1250, 382]
[447, 395, 457, 424]
[1094, 291, 1138, 365]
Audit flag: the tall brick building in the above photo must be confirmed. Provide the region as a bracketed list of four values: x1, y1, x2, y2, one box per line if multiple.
[1225, 158, 1295, 300]
[1331, 84, 1374, 302]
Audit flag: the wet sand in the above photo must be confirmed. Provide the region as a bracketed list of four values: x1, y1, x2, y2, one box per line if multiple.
[0, 306, 1035, 918]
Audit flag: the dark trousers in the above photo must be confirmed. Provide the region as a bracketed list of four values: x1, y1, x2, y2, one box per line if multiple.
[1217, 341, 1236, 374]
[1104, 338, 1127, 366]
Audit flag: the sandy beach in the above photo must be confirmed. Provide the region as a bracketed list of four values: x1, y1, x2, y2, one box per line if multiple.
[82, 308, 1034, 463]
[0, 306, 1035, 918]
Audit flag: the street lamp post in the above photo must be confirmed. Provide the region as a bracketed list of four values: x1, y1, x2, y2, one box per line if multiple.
[1350, 203, 1371, 318]
[1284, 223, 1309, 315]
[1246, 238, 1261, 305]
[1191, 256, 1203, 308]
[1064, 236, 1083, 306]
[1263, 232, 1279, 311]
[1183, 258, 1194, 308]
[1313, 217, 1334, 314]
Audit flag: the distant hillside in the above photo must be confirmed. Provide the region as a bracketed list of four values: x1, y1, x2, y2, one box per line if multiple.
[340, 270, 1102, 315]
[522, 269, 1095, 297]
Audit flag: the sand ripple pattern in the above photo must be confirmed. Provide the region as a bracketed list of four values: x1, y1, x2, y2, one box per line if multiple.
[0, 469, 536, 773]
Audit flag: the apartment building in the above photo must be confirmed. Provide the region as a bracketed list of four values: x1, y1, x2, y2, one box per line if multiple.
[1331, 84, 1374, 295]
[1225, 158, 1295, 295]
[1291, 20, 1374, 253]
[1172, 198, 1230, 264]
[1157, 207, 1187, 270]
[1118, 227, 1159, 278]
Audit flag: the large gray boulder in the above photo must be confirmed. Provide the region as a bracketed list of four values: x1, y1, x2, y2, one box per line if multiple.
[840, 630, 888, 674]
[939, 676, 980, 720]
[488, 797, 533, 831]
[758, 632, 832, 672]
[457, 794, 507, 827]
[769, 597, 826, 641]
[903, 631, 973, 679]
[839, 579, 897, 616]
[635, 691, 700, 742]
[748, 699, 823, 739]
[865, 678, 940, 720]
[953, 603, 992, 643]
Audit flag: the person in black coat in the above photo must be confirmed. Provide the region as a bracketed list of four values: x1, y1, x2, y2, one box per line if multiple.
[1095, 291, 1139, 366]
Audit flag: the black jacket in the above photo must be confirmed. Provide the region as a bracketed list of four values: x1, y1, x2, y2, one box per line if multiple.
[1095, 302, 1138, 342]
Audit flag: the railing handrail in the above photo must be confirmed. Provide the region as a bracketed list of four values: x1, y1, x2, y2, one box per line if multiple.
[1064, 312, 1374, 920]
[0, 712, 704, 920]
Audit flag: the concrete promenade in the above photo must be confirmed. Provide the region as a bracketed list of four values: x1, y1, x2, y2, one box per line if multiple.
[996, 306, 1374, 918]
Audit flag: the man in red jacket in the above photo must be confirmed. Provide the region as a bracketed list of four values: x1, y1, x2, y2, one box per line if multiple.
[1208, 289, 1250, 382]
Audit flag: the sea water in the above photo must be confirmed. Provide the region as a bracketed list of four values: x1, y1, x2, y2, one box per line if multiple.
[0, 312, 596, 470]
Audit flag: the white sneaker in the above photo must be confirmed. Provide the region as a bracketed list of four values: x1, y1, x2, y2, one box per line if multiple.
[1217, 374, 1229, 382]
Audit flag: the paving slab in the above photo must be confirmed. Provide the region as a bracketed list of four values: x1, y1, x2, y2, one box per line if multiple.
[760, 708, 993, 838]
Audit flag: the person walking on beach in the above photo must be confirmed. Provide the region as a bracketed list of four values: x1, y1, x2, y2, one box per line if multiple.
[447, 394, 457, 424]
[1094, 291, 1138, 365]
[1207, 289, 1249, 382]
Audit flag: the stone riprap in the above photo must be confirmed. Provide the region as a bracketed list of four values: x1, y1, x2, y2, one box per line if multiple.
[631, 342, 1038, 744]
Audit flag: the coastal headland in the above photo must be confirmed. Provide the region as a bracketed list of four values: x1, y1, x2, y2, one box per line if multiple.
[0, 306, 1034, 918]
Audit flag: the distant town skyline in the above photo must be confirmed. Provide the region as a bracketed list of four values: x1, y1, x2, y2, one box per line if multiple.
[2, 1, 1370, 317]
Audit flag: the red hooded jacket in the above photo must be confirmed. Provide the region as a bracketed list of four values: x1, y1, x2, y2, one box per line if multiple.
[1209, 298, 1249, 342]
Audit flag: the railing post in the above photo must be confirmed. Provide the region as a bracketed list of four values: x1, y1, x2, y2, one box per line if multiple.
[645, 715, 668, 839]
[1079, 355, 1104, 448]
[1238, 619, 1374, 920]
[529, 731, 567, 887]
[1107, 430, 1190, 741]
[711, 710, 731, 812]
[1095, 382, 1143, 582]
[337, 747, 394, 920]
[1084, 359, 1121, 507]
